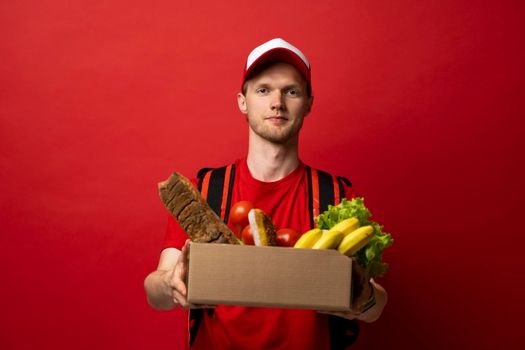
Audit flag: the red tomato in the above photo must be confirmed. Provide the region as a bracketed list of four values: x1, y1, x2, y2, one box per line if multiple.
[276, 228, 301, 247]
[230, 201, 254, 234]
[241, 225, 254, 245]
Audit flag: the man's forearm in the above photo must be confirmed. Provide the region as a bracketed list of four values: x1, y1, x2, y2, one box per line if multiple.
[144, 270, 176, 311]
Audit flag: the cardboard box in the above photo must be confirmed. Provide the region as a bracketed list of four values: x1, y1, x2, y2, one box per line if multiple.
[187, 243, 353, 311]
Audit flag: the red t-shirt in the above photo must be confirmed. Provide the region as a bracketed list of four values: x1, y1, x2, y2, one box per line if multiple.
[162, 158, 354, 350]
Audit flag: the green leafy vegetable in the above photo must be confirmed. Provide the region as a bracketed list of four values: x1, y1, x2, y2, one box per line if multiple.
[315, 198, 393, 277]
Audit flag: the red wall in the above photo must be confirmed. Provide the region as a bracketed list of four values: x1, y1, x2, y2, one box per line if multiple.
[1, 1, 523, 349]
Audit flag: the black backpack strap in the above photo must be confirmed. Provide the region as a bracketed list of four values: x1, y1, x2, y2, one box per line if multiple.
[306, 166, 315, 229]
[307, 166, 358, 349]
[196, 164, 236, 222]
[306, 166, 351, 229]
[318, 168, 337, 213]
[189, 164, 236, 347]
[328, 315, 360, 349]
[189, 308, 215, 347]
[336, 176, 352, 201]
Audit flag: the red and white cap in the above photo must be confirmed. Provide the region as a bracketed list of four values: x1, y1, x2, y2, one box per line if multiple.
[242, 38, 311, 89]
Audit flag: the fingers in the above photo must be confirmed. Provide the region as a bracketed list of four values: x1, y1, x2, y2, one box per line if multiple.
[172, 239, 191, 297]
[165, 271, 188, 308]
[173, 289, 190, 308]
[169, 268, 189, 308]
[351, 261, 371, 303]
[162, 240, 193, 308]
[173, 275, 187, 297]
[180, 239, 191, 263]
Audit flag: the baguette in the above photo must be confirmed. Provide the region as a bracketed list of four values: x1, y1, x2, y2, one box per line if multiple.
[158, 172, 239, 244]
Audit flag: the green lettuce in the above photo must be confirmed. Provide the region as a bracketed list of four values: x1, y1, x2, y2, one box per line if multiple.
[315, 198, 393, 277]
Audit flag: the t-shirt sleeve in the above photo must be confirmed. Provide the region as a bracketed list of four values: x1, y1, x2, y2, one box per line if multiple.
[161, 215, 189, 250]
[160, 177, 199, 251]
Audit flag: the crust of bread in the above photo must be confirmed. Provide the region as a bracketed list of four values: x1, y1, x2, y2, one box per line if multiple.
[158, 172, 239, 244]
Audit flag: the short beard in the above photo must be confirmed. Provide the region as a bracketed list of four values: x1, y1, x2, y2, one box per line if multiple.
[248, 117, 304, 145]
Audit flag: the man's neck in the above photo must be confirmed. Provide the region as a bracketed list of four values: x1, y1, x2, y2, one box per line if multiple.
[246, 133, 300, 182]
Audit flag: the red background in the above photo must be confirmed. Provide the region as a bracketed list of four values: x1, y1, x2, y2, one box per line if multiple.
[1, 1, 524, 349]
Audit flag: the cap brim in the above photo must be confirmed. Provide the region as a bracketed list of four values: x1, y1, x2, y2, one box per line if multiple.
[243, 48, 310, 85]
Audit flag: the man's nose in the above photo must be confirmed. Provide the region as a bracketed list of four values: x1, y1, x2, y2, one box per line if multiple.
[270, 91, 285, 111]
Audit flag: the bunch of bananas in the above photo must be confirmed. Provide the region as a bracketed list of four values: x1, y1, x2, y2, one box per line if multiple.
[293, 218, 374, 257]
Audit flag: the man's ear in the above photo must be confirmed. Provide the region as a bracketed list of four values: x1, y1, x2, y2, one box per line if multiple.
[306, 95, 314, 115]
[237, 92, 248, 114]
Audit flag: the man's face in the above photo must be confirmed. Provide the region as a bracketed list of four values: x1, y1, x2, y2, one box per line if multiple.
[237, 63, 313, 145]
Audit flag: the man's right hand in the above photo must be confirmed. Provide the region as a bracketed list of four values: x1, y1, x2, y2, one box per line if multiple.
[163, 239, 191, 308]
[145, 239, 215, 310]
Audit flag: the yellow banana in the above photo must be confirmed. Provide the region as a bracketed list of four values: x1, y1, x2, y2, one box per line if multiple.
[312, 229, 344, 250]
[337, 225, 375, 256]
[294, 228, 323, 248]
[331, 217, 360, 236]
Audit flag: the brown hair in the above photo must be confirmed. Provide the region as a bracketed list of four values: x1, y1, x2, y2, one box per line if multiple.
[241, 61, 312, 97]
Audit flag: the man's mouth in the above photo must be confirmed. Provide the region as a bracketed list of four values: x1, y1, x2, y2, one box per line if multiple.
[266, 116, 288, 124]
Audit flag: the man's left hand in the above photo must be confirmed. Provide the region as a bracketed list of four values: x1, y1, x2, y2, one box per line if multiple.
[318, 261, 386, 322]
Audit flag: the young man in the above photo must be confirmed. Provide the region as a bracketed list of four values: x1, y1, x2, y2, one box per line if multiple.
[144, 38, 388, 349]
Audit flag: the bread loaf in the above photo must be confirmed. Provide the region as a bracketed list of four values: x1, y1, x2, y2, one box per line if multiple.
[158, 172, 239, 244]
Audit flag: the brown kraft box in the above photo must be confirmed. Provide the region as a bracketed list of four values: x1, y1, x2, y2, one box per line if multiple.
[187, 242, 353, 311]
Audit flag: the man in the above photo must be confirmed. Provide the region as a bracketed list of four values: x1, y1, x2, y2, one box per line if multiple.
[144, 38, 388, 349]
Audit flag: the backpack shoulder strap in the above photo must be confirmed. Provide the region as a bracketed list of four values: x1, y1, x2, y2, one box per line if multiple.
[328, 315, 360, 349]
[306, 165, 358, 349]
[189, 164, 235, 347]
[197, 164, 236, 223]
[306, 166, 352, 229]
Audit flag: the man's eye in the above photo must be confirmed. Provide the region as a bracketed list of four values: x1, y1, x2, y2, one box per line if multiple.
[256, 88, 268, 94]
[286, 89, 299, 96]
